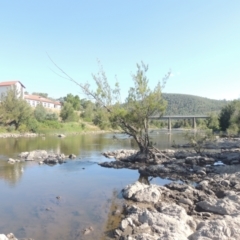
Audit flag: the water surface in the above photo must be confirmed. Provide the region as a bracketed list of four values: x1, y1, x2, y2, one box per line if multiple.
[0, 131, 187, 239]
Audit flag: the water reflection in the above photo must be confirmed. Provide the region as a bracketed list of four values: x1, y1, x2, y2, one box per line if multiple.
[0, 131, 188, 240]
[0, 162, 24, 186]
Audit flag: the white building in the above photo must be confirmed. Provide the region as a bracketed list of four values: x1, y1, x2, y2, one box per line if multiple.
[0, 81, 25, 99]
[24, 94, 61, 109]
[0, 81, 61, 109]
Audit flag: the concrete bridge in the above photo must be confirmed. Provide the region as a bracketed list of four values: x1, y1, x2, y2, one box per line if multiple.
[150, 115, 209, 131]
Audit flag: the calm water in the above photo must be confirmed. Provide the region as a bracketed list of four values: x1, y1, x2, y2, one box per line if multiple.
[0, 130, 187, 240]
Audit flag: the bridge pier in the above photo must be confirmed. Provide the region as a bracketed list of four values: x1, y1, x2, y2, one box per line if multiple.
[168, 117, 171, 131]
[192, 117, 196, 130]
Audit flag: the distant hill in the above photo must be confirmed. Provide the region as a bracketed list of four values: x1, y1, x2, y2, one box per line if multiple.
[162, 93, 229, 115]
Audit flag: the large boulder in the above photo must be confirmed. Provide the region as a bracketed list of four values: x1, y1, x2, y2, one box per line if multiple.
[122, 181, 161, 204]
[197, 191, 240, 215]
[119, 204, 196, 240]
[189, 214, 240, 240]
[25, 150, 48, 161]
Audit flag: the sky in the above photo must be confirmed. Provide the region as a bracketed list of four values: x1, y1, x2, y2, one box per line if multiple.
[1, 0, 240, 101]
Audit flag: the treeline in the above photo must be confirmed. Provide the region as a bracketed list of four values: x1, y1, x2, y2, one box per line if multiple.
[1, 88, 240, 135]
[163, 93, 229, 115]
[0, 89, 113, 133]
[0, 90, 88, 133]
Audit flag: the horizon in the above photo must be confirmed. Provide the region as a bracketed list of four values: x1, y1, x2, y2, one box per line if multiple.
[1, 1, 240, 101]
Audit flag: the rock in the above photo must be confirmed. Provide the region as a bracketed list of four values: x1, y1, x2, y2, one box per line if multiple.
[58, 153, 66, 159]
[8, 158, 15, 164]
[18, 152, 29, 158]
[69, 154, 76, 159]
[178, 197, 193, 206]
[25, 150, 48, 161]
[197, 191, 240, 215]
[43, 158, 58, 165]
[58, 134, 66, 138]
[189, 214, 240, 240]
[82, 226, 93, 235]
[6, 233, 17, 239]
[0, 235, 8, 240]
[197, 180, 209, 190]
[114, 229, 123, 237]
[120, 218, 134, 230]
[122, 203, 196, 239]
[102, 149, 138, 161]
[122, 181, 161, 204]
[196, 170, 206, 176]
[221, 179, 230, 187]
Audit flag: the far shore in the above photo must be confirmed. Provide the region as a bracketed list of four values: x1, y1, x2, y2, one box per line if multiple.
[0, 130, 118, 138]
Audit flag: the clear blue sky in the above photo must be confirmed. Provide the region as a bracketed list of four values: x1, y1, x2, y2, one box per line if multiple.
[1, 0, 240, 100]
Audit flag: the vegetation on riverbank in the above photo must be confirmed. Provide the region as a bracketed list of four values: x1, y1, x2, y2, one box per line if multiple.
[0, 78, 240, 136]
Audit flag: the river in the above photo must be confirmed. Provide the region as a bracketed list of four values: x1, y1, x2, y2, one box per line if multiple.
[0, 130, 188, 240]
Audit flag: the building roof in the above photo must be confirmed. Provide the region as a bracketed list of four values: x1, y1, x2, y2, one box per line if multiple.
[24, 94, 61, 105]
[0, 81, 26, 88]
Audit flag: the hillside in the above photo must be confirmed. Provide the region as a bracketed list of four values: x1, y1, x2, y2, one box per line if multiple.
[163, 93, 229, 115]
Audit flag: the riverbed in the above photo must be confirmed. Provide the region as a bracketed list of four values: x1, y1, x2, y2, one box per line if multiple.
[0, 130, 188, 239]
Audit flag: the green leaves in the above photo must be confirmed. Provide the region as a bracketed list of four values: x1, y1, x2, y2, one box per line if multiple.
[64, 93, 81, 110]
[0, 87, 33, 129]
[60, 102, 79, 122]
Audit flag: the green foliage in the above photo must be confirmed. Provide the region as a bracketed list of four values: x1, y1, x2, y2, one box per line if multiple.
[67, 62, 170, 154]
[27, 118, 39, 133]
[219, 101, 236, 131]
[185, 129, 215, 154]
[18, 124, 28, 133]
[34, 104, 47, 122]
[34, 104, 58, 123]
[93, 108, 111, 130]
[64, 93, 81, 110]
[219, 100, 240, 135]
[150, 120, 167, 129]
[163, 93, 228, 115]
[80, 100, 96, 122]
[45, 112, 58, 121]
[0, 87, 33, 129]
[206, 113, 219, 132]
[60, 102, 79, 122]
[6, 124, 16, 132]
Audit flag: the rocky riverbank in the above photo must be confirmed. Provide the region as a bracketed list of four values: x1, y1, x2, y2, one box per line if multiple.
[0, 133, 41, 138]
[100, 138, 240, 239]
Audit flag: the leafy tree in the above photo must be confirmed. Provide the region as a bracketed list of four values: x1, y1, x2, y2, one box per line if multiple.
[53, 61, 170, 161]
[93, 108, 111, 130]
[45, 112, 58, 121]
[219, 101, 237, 131]
[80, 99, 96, 122]
[34, 104, 58, 122]
[60, 102, 79, 122]
[185, 129, 215, 154]
[206, 113, 219, 132]
[0, 87, 33, 129]
[34, 104, 47, 122]
[227, 100, 240, 135]
[64, 94, 81, 110]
